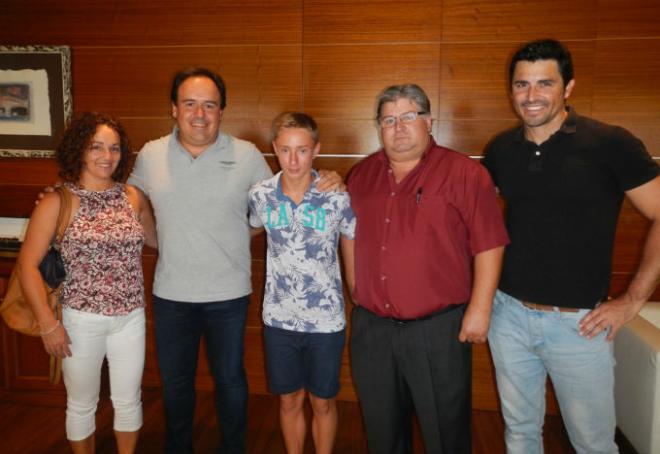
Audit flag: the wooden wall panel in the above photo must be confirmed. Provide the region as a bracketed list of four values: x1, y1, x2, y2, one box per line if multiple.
[248, 46, 305, 118]
[304, 44, 440, 119]
[303, 0, 442, 43]
[2, 0, 660, 414]
[303, 44, 440, 155]
[14, 333, 51, 379]
[597, 0, 660, 38]
[611, 199, 652, 273]
[592, 39, 660, 156]
[442, 0, 598, 42]
[73, 46, 302, 119]
[438, 43, 516, 122]
[592, 39, 660, 119]
[308, 156, 365, 178]
[119, 118, 175, 152]
[0, 159, 59, 218]
[73, 45, 302, 152]
[0, 159, 59, 185]
[435, 120, 517, 154]
[0, 0, 302, 46]
[312, 120, 381, 156]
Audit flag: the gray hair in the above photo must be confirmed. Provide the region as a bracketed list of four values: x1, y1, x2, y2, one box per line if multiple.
[375, 84, 431, 120]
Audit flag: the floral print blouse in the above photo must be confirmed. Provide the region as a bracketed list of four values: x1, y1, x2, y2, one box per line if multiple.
[60, 182, 145, 315]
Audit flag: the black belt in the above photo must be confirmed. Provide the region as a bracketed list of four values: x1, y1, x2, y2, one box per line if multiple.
[361, 303, 465, 325]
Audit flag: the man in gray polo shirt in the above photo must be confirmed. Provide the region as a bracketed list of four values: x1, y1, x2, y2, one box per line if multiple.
[128, 67, 341, 454]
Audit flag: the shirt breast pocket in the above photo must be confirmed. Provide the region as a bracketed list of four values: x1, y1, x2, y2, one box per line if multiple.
[413, 194, 462, 237]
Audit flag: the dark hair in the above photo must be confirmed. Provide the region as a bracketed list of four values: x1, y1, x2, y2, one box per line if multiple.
[56, 112, 131, 183]
[509, 39, 574, 87]
[170, 67, 227, 109]
[375, 84, 431, 120]
[271, 112, 319, 143]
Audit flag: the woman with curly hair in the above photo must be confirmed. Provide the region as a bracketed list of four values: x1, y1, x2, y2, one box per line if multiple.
[17, 112, 157, 454]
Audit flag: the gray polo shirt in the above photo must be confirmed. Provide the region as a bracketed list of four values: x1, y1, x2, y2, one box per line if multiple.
[128, 127, 273, 302]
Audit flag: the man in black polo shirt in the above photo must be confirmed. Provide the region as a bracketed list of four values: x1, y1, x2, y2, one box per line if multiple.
[482, 39, 660, 454]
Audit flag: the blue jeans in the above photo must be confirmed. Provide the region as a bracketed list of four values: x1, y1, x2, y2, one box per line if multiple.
[488, 290, 618, 454]
[153, 295, 249, 454]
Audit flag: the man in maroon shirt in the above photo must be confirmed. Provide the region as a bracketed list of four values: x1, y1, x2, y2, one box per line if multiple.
[347, 84, 509, 454]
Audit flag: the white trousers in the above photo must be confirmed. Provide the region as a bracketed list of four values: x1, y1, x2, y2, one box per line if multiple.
[62, 307, 145, 441]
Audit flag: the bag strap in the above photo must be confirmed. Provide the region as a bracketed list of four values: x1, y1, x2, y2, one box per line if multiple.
[53, 186, 71, 245]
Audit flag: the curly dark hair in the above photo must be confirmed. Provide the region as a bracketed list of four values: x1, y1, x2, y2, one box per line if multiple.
[56, 112, 131, 183]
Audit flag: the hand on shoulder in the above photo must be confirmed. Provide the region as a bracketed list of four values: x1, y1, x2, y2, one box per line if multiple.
[34, 182, 61, 206]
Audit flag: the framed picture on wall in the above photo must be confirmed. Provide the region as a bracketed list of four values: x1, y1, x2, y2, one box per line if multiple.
[0, 45, 72, 158]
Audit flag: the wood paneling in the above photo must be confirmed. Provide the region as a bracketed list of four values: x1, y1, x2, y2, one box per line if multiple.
[435, 120, 517, 155]
[74, 46, 302, 119]
[118, 118, 175, 152]
[0, 0, 302, 46]
[2, 0, 660, 419]
[611, 199, 653, 273]
[311, 155, 366, 178]
[72, 45, 303, 153]
[303, 44, 441, 120]
[592, 40, 660, 120]
[303, 0, 443, 43]
[592, 39, 660, 155]
[0, 159, 60, 218]
[312, 120, 381, 156]
[0, 159, 59, 185]
[597, 0, 660, 38]
[442, 0, 598, 42]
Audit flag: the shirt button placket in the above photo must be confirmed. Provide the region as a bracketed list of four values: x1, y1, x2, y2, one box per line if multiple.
[381, 187, 395, 291]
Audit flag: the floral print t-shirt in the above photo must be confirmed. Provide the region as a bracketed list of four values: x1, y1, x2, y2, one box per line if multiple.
[248, 171, 356, 333]
[60, 182, 145, 315]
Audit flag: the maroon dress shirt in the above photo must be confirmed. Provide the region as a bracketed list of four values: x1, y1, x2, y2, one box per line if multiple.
[347, 139, 509, 319]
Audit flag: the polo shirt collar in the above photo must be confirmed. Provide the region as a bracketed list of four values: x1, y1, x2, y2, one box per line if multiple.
[275, 169, 320, 205]
[169, 126, 233, 162]
[513, 106, 578, 143]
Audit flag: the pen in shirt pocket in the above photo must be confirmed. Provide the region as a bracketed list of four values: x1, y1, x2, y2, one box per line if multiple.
[416, 187, 423, 205]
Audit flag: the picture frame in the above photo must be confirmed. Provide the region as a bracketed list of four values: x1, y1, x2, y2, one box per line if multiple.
[0, 45, 72, 158]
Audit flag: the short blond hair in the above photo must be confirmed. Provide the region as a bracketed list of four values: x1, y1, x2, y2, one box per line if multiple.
[271, 111, 319, 143]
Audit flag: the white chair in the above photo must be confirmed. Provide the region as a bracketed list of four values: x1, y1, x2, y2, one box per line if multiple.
[614, 302, 660, 454]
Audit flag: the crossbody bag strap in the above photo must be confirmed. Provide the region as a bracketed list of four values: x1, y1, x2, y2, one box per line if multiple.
[54, 185, 72, 245]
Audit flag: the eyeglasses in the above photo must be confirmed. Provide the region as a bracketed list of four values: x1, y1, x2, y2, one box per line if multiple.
[378, 111, 428, 128]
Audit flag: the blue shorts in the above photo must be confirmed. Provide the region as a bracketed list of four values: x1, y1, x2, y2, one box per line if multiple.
[264, 325, 345, 399]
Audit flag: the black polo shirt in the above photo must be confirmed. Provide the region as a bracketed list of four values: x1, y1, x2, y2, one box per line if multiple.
[482, 108, 659, 308]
